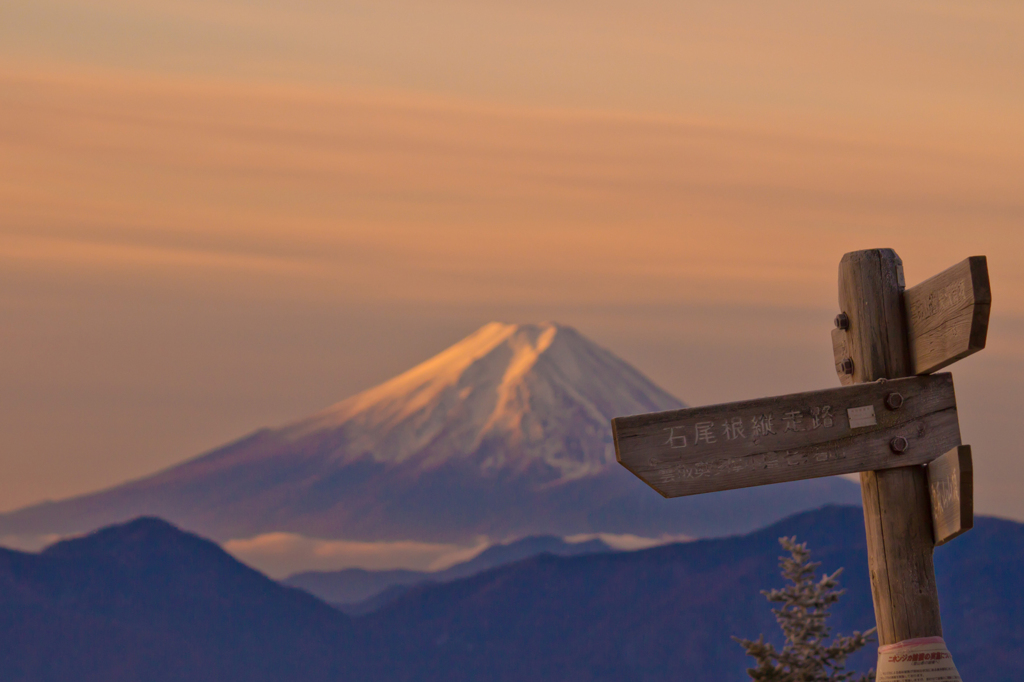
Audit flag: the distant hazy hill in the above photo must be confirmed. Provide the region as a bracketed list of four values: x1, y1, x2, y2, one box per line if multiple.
[0, 518, 363, 682]
[362, 505, 1024, 681]
[285, 534, 614, 609]
[2, 508, 1022, 682]
[0, 322, 860, 544]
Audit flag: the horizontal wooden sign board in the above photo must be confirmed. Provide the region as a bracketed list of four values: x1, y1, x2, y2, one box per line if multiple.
[612, 374, 960, 498]
[927, 445, 973, 546]
[904, 256, 990, 376]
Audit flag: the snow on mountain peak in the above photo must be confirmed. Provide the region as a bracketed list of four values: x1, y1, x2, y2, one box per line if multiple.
[282, 322, 684, 483]
[0, 321, 861, 546]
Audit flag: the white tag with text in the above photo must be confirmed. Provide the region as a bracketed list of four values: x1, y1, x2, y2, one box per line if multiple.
[876, 637, 962, 682]
[847, 405, 877, 429]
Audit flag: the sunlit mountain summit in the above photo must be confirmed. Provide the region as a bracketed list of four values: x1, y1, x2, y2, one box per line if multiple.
[0, 323, 859, 544]
[286, 322, 681, 482]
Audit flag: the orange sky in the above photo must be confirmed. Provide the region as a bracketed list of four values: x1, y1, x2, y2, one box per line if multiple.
[2, 0, 1023, 521]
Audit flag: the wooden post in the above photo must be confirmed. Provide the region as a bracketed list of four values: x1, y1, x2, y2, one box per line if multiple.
[838, 249, 943, 644]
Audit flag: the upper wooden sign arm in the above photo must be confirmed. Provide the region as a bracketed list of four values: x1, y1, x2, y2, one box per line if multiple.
[903, 255, 991, 375]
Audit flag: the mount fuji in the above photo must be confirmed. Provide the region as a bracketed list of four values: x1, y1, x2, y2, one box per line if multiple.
[0, 322, 859, 544]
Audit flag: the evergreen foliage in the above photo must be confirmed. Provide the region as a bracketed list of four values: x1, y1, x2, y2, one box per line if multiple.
[735, 536, 876, 682]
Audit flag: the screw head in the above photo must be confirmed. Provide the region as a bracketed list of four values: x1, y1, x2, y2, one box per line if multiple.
[834, 312, 850, 330]
[885, 392, 904, 410]
[890, 436, 909, 454]
[840, 358, 855, 375]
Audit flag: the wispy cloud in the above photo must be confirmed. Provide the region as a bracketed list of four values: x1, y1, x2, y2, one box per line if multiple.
[222, 532, 490, 578]
[222, 531, 693, 578]
[4, 68, 1021, 311]
[0, 533, 63, 552]
[565, 532, 693, 551]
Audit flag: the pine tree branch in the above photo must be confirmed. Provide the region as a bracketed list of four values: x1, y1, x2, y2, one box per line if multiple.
[734, 537, 877, 682]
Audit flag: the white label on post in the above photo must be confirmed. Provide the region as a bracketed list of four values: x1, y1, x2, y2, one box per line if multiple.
[876, 637, 962, 681]
[847, 405, 877, 429]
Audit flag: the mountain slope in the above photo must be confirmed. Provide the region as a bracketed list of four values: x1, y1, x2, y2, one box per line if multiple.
[3, 508, 1022, 682]
[358, 506, 1024, 682]
[285, 534, 615, 607]
[0, 322, 860, 543]
[284, 321, 681, 480]
[0, 518, 363, 682]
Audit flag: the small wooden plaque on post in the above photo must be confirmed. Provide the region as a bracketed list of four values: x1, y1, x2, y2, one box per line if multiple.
[927, 445, 974, 546]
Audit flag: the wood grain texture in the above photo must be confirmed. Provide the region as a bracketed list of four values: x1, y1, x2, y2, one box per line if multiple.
[839, 248, 945, 645]
[905, 256, 991, 375]
[838, 249, 911, 383]
[927, 445, 973, 546]
[613, 374, 959, 497]
[860, 466, 943, 643]
[831, 328, 855, 386]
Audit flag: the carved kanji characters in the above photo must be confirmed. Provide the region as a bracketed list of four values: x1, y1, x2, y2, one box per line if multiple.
[810, 405, 835, 429]
[694, 421, 717, 445]
[750, 413, 775, 437]
[663, 426, 687, 449]
[722, 416, 746, 441]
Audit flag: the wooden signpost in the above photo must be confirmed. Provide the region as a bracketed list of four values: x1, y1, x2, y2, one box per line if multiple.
[614, 374, 960, 497]
[832, 256, 990, 385]
[612, 249, 990, 669]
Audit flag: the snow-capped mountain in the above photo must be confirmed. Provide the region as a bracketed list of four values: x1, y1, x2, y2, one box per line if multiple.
[284, 322, 680, 481]
[0, 322, 859, 543]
